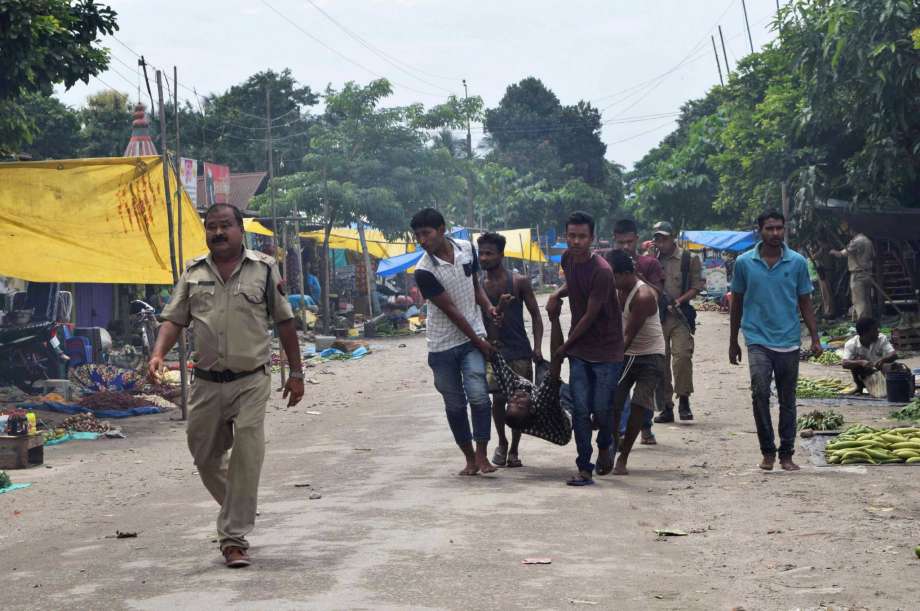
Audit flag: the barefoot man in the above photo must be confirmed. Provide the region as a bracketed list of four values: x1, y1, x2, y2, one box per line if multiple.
[729, 210, 821, 471]
[477, 231, 544, 468]
[412, 208, 498, 476]
[607, 250, 666, 476]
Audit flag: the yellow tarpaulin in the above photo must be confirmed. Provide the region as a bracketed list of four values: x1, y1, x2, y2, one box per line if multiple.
[299, 227, 416, 259]
[243, 218, 274, 236]
[0, 156, 207, 284]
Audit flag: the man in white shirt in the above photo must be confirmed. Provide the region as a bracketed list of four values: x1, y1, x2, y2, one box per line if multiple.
[841, 317, 898, 395]
[412, 208, 499, 476]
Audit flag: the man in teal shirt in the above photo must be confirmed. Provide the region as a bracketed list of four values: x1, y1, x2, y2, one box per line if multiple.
[729, 210, 822, 472]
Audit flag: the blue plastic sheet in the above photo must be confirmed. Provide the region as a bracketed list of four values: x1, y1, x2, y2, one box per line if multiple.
[0, 483, 32, 494]
[680, 230, 757, 253]
[18, 401, 161, 418]
[44, 431, 101, 446]
[376, 229, 469, 277]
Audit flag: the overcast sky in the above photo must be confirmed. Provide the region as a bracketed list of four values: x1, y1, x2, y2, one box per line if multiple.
[56, 0, 780, 169]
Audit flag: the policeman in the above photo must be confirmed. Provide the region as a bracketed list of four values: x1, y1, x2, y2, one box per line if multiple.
[149, 203, 304, 569]
[651, 221, 704, 423]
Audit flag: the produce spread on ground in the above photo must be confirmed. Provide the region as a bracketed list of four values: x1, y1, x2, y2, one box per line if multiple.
[796, 376, 849, 398]
[824, 425, 920, 465]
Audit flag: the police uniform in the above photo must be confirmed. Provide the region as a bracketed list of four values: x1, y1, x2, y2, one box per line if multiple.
[160, 248, 294, 552]
[657, 246, 704, 407]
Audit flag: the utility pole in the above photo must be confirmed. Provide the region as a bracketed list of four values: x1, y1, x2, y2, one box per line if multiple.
[265, 86, 286, 387]
[711, 35, 724, 86]
[463, 78, 474, 230]
[741, 0, 755, 54]
[172, 65, 188, 421]
[156, 71, 179, 285]
[718, 26, 731, 76]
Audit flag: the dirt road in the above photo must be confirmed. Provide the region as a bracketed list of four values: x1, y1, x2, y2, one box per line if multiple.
[2, 309, 919, 610]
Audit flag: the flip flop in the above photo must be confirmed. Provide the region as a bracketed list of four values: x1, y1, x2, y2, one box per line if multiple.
[506, 455, 523, 468]
[566, 475, 595, 487]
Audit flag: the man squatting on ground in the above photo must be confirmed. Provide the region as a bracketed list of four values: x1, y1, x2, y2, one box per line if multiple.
[149, 203, 305, 568]
[652, 221, 705, 423]
[611, 219, 665, 445]
[477, 231, 544, 468]
[606, 250, 666, 476]
[411, 208, 500, 476]
[729, 210, 822, 472]
[841, 317, 898, 395]
[547, 211, 624, 486]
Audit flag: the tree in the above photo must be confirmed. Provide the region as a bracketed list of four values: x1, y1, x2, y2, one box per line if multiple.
[14, 93, 83, 159]
[0, 0, 118, 153]
[79, 89, 132, 158]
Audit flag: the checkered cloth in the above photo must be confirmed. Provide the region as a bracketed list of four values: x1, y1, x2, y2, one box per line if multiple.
[490, 353, 572, 446]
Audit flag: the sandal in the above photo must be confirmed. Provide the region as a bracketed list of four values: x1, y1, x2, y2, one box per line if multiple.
[566, 474, 595, 487]
[596, 453, 613, 476]
[506, 453, 523, 468]
[492, 445, 508, 467]
[640, 432, 657, 445]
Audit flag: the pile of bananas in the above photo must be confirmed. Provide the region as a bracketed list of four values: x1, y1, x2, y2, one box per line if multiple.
[825, 425, 920, 464]
[809, 351, 842, 366]
[797, 377, 849, 398]
[797, 409, 844, 431]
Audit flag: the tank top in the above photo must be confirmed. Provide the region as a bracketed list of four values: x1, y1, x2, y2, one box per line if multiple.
[487, 269, 532, 361]
[623, 279, 666, 356]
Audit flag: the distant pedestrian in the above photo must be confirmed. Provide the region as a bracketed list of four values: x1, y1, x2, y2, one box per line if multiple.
[477, 232, 544, 468]
[652, 221, 704, 423]
[830, 229, 875, 320]
[411, 208, 498, 476]
[729, 210, 821, 471]
[546, 211, 624, 486]
[149, 203, 304, 569]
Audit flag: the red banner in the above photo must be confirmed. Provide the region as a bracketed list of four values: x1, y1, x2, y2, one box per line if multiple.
[203, 162, 230, 205]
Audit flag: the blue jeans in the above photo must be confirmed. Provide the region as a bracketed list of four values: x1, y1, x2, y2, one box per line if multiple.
[428, 342, 492, 446]
[747, 345, 799, 458]
[569, 357, 623, 473]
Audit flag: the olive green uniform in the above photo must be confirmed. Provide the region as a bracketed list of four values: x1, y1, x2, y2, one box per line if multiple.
[657, 246, 704, 407]
[844, 233, 874, 320]
[160, 248, 294, 551]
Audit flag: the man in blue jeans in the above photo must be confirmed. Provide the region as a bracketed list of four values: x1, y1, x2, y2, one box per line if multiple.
[412, 208, 499, 476]
[547, 211, 624, 486]
[729, 210, 822, 471]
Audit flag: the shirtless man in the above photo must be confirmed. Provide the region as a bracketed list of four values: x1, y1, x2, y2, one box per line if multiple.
[607, 250, 666, 476]
[477, 232, 544, 468]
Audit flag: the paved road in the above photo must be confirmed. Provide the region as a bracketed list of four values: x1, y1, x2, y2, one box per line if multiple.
[2, 310, 919, 610]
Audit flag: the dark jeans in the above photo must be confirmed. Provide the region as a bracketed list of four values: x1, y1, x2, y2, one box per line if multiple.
[569, 357, 623, 474]
[428, 341, 492, 446]
[747, 345, 799, 458]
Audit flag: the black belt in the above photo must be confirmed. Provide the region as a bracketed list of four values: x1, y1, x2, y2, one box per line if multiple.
[194, 367, 262, 383]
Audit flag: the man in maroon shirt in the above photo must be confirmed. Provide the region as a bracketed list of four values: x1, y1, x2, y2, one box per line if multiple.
[546, 211, 624, 486]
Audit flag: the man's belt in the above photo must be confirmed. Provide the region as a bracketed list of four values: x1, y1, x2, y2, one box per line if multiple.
[194, 367, 262, 383]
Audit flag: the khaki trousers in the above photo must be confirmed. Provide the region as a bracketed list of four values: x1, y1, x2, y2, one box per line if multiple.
[187, 370, 270, 551]
[850, 273, 873, 320]
[656, 313, 694, 409]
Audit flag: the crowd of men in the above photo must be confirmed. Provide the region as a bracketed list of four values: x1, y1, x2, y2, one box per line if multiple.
[411, 206, 822, 486]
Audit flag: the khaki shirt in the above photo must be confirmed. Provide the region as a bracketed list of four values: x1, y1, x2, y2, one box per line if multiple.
[160, 248, 294, 372]
[658, 246, 705, 301]
[846, 233, 874, 274]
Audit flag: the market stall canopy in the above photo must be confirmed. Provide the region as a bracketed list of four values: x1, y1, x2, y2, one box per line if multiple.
[679, 230, 757, 253]
[376, 228, 547, 277]
[299, 227, 416, 259]
[0, 156, 207, 284]
[243, 218, 274, 236]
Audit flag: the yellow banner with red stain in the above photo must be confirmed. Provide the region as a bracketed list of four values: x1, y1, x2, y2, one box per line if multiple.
[0, 156, 207, 284]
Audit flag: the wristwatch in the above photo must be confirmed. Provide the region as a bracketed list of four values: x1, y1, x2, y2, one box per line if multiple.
[288, 370, 305, 380]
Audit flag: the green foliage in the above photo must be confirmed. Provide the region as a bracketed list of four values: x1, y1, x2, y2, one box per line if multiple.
[0, 0, 118, 153]
[79, 89, 131, 158]
[14, 93, 84, 159]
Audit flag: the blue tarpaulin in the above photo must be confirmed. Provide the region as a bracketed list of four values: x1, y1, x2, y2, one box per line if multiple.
[375, 229, 470, 277]
[680, 230, 756, 253]
[18, 402, 162, 418]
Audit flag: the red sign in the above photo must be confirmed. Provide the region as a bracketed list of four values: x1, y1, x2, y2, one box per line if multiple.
[203, 162, 230, 205]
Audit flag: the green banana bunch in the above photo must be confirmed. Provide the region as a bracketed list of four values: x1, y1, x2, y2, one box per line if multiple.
[825, 425, 920, 464]
[809, 351, 842, 366]
[798, 377, 849, 399]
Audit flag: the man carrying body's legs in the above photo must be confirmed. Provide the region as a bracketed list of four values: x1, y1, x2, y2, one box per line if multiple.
[149, 204, 305, 568]
[729, 210, 822, 472]
[412, 208, 498, 476]
[546, 211, 624, 486]
[478, 232, 544, 468]
[652, 221, 704, 423]
[605, 250, 666, 475]
[612, 219, 664, 445]
[841, 317, 898, 395]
